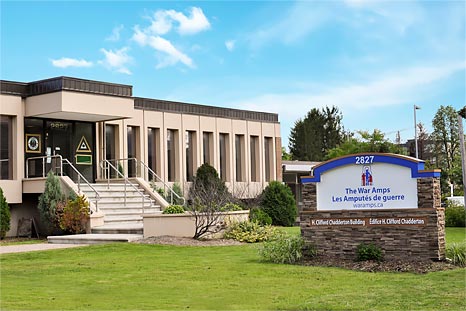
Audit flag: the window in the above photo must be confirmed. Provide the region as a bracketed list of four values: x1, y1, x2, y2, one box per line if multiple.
[264, 137, 273, 181]
[167, 129, 178, 182]
[148, 128, 160, 180]
[203, 132, 213, 164]
[127, 126, 139, 177]
[235, 134, 245, 182]
[219, 133, 229, 181]
[0, 116, 13, 180]
[105, 124, 117, 162]
[250, 135, 259, 182]
[185, 131, 196, 182]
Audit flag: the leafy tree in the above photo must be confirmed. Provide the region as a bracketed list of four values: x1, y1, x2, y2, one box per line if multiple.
[281, 147, 292, 160]
[38, 171, 65, 234]
[188, 163, 232, 239]
[326, 129, 404, 159]
[261, 181, 297, 227]
[0, 187, 11, 239]
[289, 106, 344, 161]
[431, 105, 462, 194]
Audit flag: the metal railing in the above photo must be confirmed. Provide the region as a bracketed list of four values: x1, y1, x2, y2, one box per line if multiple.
[25, 155, 101, 213]
[100, 159, 148, 213]
[103, 158, 185, 206]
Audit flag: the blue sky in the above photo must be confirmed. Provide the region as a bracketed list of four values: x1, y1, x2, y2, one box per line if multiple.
[1, 1, 465, 149]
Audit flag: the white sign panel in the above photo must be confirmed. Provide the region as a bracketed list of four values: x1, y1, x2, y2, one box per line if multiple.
[316, 162, 418, 210]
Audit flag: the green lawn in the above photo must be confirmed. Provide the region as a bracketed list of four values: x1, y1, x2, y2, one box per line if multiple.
[445, 227, 466, 244]
[0, 228, 465, 311]
[0, 238, 46, 246]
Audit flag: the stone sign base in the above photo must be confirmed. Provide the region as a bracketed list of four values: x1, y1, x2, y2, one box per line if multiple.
[300, 208, 445, 261]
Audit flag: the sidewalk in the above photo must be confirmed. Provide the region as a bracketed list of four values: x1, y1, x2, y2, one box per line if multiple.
[0, 243, 88, 254]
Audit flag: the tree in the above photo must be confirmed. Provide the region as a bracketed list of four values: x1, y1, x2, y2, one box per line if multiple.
[0, 187, 11, 239]
[188, 163, 232, 239]
[289, 106, 344, 161]
[282, 147, 292, 160]
[431, 105, 462, 194]
[38, 171, 65, 234]
[326, 129, 404, 159]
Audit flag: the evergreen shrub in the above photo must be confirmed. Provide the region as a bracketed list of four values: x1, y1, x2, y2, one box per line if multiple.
[249, 207, 272, 226]
[38, 171, 65, 233]
[0, 187, 11, 239]
[260, 181, 297, 227]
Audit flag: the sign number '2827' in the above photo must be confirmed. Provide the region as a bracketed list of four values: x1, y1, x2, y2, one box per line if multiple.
[355, 155, 374, 165]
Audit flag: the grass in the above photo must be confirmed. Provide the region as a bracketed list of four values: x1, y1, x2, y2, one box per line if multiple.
[445, 227, 466, 244]
[0, 228, 465, 310]
[0, 238, 46, 246]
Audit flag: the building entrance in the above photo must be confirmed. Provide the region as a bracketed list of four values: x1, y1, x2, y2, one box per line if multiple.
[25, 118, 96, 182]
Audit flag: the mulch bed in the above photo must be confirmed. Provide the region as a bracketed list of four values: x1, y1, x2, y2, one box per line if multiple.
[301, 256, 458, 274]
[134, 236, 243, 247]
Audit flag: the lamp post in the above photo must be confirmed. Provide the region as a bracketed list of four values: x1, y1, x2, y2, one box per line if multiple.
[458, 107, 466, 208]
[414, 105, 421, 159]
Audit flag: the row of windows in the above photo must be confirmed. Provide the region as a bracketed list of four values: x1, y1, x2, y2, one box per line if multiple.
[106, 125, 275, 183]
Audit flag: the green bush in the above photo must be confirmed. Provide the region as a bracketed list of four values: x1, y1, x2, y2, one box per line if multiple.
[249, 207, 272, 226]
[258, 232, 305, 264]
[221, 203, 243, 212]
[151, 183, 185, 206]
[260, 181, 297, 227]
[445, 201, 465, 227]
[162, 205, 185, 214]
[224, 221, 276, 243]
[0, 187, 11, 239]
[59, 195, 89, 234]
[446, 242, 466, 267]
[356, 243, 383, 262]
[38, 171, 65, 234]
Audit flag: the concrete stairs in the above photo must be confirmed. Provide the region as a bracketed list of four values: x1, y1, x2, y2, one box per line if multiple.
[48, 181, 160, 244]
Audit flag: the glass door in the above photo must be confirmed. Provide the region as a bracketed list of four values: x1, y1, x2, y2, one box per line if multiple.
[45, 121, 73, 177]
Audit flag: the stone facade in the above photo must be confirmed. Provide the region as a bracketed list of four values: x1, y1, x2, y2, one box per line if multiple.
[300, 177, 445, 261]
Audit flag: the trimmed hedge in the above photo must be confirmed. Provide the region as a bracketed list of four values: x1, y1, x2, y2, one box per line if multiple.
[260, 181, 297, 227]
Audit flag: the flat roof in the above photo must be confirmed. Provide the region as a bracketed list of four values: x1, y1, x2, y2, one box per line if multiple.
[1, 76, 279, 123]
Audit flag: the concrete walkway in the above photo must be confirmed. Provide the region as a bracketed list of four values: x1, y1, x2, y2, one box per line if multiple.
[0, 243, 88, 254]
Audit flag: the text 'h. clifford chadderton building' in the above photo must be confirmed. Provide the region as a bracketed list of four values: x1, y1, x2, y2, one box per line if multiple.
[0, 76, 282, 237]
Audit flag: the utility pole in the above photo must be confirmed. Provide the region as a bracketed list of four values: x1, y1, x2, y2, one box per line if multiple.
[458, 107, 466, 208]
[414, 105, 421, 158]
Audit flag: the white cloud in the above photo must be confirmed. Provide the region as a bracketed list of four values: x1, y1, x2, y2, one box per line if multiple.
[149, 10, 173, 35]
[232, 62, 466, 121]
[166, 7, 210, 35]
[106, 24, 124, 41]
[51, 57, 93, 68]
[225, 40, 235, 51]
[147, 36, 194, 69]
[99, 47, 132, 75]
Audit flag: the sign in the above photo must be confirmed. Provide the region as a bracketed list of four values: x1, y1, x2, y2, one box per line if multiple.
[302, 153, 441, 211]
[309, 216, 427, 227]
[76, 136, 92, 153]
[75, 154, 92, 165]
[25, 134, 41, 153]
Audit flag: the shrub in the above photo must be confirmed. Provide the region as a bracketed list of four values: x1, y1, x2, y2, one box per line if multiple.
[151, 183, 184, 206]
[38, 171, 65, 234]
[224, 221, 276, 243]
[261, 181, 297, 227]
[0, 187, 11, 239]
[249, 207, 272, 226]
[221, 203, 243, 212]
[258, 232, 305, 264]
[446, 242, 466, 267]
[445, 201, 465, 227]
[162, 205, 185, 214]
[356, 243, 383, 262]
[59, 195, 90, 234]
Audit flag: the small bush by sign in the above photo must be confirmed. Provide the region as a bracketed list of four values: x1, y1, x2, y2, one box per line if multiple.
[261, 181, 297, 227]
[162, 205, 185, 214]
[249, 207, 272, 226]
[445, 201, 466, 227]
[446, 243, 466, 267]
[258, 232, 305, 264]
[356, 243, 383, 262]
[224, 221, 276, 243]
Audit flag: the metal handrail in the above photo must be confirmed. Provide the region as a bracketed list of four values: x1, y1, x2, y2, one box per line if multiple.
[62, 158, 101, 212]
[26, 155, 63, 178]
[104, 157, 185, 206]
[100, 159, 147, 213]
[25, 155, 99, 213]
